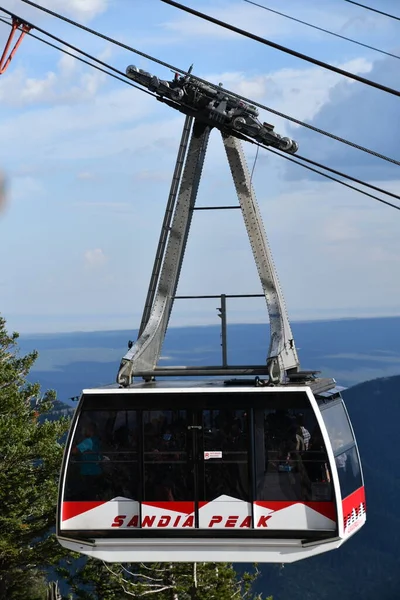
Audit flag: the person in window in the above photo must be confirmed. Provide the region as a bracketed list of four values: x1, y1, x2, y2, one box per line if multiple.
[296, 414, 310, 450]
[307, 427, 331, 487]
[335, 451, 348, 472]
[72, 422, 103, 500]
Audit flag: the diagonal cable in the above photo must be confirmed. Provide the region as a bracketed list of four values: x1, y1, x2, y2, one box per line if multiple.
[161, 0, 400, 97]
[344, 1, 400, 22]
[244, 0, 400, 60]
[12, 0, 400, 168]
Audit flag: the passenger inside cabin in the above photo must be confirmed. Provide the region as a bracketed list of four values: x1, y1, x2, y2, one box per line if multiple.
[296, 414, 310, 450]
[71, 422, 103, 500]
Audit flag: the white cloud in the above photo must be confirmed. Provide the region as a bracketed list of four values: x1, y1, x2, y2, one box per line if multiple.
[160, 0, 382, 41]
[136, 169, 172, 182]
[0, 83, 158, 164]
[77, 201, 134, 216]
[10, 175, 44, 202]
[84, 248, 107, 268]
[1, 0, 398, 336]
[77, 171, 95, 181]
[1, 0, 109, 22]
[0, 57, 106, 108]
[287, 55, 400, 181]
[322, 214, 362, 243]
[205, 57, 372, 137]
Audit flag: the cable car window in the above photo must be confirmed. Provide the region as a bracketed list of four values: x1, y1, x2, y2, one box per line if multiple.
[335, 446, 363, 498]
[143, 410, 193, 502]
[320, 399, 363, 497]
[320, 401, 355, 453]
[64, 410, 139, 502]
[201, 409, 249, 502]
[255, 408, 333, 502]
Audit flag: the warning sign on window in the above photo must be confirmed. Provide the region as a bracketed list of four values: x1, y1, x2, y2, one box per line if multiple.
[204, 451, 222, 460]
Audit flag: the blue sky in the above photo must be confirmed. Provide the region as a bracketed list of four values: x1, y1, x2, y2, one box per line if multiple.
[0, 0, 399, 334]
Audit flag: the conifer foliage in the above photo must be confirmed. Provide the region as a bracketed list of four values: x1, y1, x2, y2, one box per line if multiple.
[62, 559, 272, 600]
[0, 316, 70, 599]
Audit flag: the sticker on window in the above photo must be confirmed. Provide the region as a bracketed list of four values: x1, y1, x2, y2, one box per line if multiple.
[204, 451, 222, 460]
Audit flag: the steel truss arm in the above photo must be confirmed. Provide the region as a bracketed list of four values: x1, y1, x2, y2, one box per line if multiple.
[222, 134, 299, 380]
[117, 120, 211, 386]
[138, 115, 193, 336]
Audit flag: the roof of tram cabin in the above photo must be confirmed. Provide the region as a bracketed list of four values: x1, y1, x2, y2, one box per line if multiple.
[81, 378, 341, 394]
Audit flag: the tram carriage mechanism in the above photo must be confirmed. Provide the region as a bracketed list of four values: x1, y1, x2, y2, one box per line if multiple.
[57, 66, 366, 563]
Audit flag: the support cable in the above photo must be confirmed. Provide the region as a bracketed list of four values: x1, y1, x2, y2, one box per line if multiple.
[256, 143, 400, 211]
[13, 0, 400, 167]
[160, 0, 400, 98]
[244, 0, 400, 61]
[344, 1, 400, 23]
[0, 7, 155, 97]
[0, 6, 398, 210]
[0, 17, 156, 91]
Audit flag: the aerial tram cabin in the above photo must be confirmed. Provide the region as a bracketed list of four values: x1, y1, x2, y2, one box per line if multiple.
[57, 66, 366, 563]
[57, 380, 365, 563]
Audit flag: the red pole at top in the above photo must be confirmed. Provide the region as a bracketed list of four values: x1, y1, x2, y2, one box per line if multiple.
[0, 17, 32, 75]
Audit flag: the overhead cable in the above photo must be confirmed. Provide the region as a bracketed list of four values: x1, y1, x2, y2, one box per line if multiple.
[288, 152, 400, 201]
[1, 6, 398, 209]
[160, 0, 400, 98]
[0, 17, 155, 91]
[15, 0, 400, 168]
[259, 143, 400, 211]
[244, 0, 400, 61]
[344, 1, 400, 22]
[0, 6, 155, 97]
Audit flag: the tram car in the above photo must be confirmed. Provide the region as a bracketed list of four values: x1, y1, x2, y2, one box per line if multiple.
[57, 380, 365, 563]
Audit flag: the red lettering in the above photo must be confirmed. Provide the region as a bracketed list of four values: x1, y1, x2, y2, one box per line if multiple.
[209, 515, 223, 528]
[142, 515, 156, 527]
[158, 516, 171, 527]
[182, 515, 194, 527]
[173, 515, 182, 527]
[239, 516, 252, 528]
[226, 516, 239, 528]
[257, 515, 272, 528]
[111, 515, 126, 528]
[127, 515, 138, 528]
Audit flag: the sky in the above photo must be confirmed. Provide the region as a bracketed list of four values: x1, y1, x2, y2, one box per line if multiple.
[0, 0, 399, 334]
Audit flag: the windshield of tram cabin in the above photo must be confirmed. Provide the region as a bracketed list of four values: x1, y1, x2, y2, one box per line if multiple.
[63, 394, 336, 511]
[64, 410, 140, 502]
[320, 400, 355, 453]
[254, 406, 333, 503]
[318, 398, 363, 498]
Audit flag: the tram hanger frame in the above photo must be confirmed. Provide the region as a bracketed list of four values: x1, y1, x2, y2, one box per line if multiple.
[117, 115, 309, 387]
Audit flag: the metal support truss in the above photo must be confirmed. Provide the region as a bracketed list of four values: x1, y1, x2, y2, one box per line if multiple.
[138, 115, 193, 336]
[118, 120, 211, 385]
[117, 120, 299, 386]
[222, 133, 299, 380]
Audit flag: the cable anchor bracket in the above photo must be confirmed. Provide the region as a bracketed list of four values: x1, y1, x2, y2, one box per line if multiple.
[0, 17, 32, 75]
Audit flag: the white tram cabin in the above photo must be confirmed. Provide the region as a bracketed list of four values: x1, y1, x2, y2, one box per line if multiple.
[57, 380, 366, 563]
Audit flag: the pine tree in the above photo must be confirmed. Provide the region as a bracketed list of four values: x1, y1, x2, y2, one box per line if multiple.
[62, 559, 272, 600]
[0, 316, 70, 599]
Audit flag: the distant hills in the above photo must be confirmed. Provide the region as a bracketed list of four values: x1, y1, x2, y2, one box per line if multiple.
[19, 316, 400, 403]
[23, 319, 400, 599]
[41, 400, 75, 421]
[44, 374, 399, 599]
[254, 375, 400, 600]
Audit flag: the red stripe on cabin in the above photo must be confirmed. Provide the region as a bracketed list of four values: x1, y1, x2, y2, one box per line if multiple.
[342, 486, 366, 517]
[142, 501, 194, 514]
[62, 501, 107, 521]
[254, 500, 336, 522]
